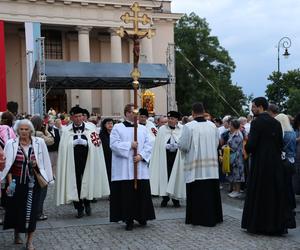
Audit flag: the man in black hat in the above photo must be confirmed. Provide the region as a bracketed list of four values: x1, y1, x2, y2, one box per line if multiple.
[56, 106, 110, 218]
[149, 111, 183, 207]
[138, 108, 157, 146]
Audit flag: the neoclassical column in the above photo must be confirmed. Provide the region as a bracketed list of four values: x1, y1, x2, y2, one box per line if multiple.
[77, 26, 91, 62]
[110, 29, 124, 116]
[77, 26, 92, 112]
[99, 34, 111, 115]
[141, 38, 153, 63]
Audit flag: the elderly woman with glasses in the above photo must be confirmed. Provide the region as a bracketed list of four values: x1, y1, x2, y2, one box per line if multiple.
[1, 119, 54, 250]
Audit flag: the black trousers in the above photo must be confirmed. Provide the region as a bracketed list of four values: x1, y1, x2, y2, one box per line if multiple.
[73, 145, 90, 211]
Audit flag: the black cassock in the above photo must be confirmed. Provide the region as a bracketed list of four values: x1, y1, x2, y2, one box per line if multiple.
[242, 112, 295, 235]
[99, 129, 112, 188]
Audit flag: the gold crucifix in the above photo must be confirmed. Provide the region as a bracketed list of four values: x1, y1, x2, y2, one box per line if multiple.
[117, 2, 155, 72]
[118, 2, 155, 38]
[117, 2, 155, 189]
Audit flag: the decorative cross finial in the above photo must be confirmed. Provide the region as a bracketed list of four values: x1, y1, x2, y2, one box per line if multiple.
[118, 2, 154, 38]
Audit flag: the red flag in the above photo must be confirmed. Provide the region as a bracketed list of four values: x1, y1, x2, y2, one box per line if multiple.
[0, 21, 7, 112]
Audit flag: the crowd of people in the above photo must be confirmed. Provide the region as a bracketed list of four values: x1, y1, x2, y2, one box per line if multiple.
[0, 97, 299, 249]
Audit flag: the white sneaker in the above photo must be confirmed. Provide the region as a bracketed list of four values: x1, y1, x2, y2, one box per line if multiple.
[227, 191, 235, 197]
[228, 191, 241, 198]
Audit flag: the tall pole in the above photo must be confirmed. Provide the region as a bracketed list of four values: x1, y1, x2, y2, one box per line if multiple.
[117, 2, 155, 189]
[277, 37, 291, 73]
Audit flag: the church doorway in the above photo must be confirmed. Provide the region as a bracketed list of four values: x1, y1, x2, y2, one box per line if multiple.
[46, 89, 67, 114]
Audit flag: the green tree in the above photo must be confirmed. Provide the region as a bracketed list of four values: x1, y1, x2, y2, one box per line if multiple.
[266, 69, 300, 114]
[286, 88, 300, 116]
[175, 13, 247, 117]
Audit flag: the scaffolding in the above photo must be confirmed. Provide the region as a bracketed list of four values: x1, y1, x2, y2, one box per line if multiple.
[166, 43, 177, 112]
[31, 37, 47, 115]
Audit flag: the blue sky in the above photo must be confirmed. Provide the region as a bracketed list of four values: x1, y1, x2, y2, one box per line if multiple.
[171, 0, 300, 97]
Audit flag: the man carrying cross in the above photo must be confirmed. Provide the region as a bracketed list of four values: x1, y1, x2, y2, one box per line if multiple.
[109, 2, 156, 231]
[109, 103, 155, 231]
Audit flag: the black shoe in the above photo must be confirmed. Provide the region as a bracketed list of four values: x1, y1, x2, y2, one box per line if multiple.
[160, 200, 168, 207]
[173, 202, 181, 208]
[85, 206, 91, 216]
[125, 222, 134, 231]
[37, 214, 48, 221]
[76, 210, 84, 218]
[138, 220, 147, 226]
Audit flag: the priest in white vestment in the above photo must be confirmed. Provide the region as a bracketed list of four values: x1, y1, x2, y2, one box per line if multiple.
[56, 106, 110, 218]
[110, 104, 155, 231]
[149, 111, 185, 206]
[178, 102, 223, 227]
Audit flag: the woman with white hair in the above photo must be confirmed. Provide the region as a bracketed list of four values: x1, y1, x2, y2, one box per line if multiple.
[275, 113, 297, 228]
[1, 119, 54, 250]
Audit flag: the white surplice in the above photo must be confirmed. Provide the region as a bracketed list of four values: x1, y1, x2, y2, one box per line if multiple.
[110, 123, 152, 181]
[178, 120, 219, 183]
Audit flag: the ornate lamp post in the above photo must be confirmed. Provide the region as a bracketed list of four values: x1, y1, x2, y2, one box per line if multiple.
[117, 2, 155, 189]
[277, 37, 291, 73]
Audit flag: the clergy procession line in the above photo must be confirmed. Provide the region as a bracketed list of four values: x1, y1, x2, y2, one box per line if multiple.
[0, 97, 300, 249]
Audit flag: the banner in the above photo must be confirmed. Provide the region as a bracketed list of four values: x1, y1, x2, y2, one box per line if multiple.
[0, 21, 7, 112]
[25, 22, 42, 115]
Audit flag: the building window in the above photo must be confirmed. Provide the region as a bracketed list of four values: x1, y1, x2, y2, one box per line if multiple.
[42, 30, 63, 60]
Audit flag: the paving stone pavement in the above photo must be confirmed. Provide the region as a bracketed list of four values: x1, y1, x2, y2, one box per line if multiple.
[0, 185, 300, 250]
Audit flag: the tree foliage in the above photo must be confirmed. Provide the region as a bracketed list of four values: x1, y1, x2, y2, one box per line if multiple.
[265, 69, 300, 115]
[175, 13, 247, 117]
[286, 88, 300, 116]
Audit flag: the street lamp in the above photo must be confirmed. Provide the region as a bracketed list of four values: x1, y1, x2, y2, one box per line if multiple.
[277, 36, 291, 73]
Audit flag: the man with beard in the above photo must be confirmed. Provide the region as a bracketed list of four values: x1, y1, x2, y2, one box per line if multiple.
[241, 97, 295, 235]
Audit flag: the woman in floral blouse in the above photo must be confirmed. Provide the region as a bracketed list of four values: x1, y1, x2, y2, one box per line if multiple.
[227, 119, 245, 198]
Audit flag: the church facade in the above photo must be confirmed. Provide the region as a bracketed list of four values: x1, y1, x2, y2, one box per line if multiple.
[0, 0, 181, 116]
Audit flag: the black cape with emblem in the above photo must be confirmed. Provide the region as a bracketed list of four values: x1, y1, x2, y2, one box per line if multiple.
[241, 112, 295, 235]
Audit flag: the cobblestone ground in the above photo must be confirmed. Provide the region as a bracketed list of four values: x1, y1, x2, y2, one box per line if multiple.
[0, 185, 299, 250]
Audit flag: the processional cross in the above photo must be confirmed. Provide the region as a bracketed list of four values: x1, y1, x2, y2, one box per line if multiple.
[117, 2, 155, 189]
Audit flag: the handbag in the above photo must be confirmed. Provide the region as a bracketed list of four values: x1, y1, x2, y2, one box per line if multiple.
[222, 145, 230, 174]
[32, 164, 48, 188]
